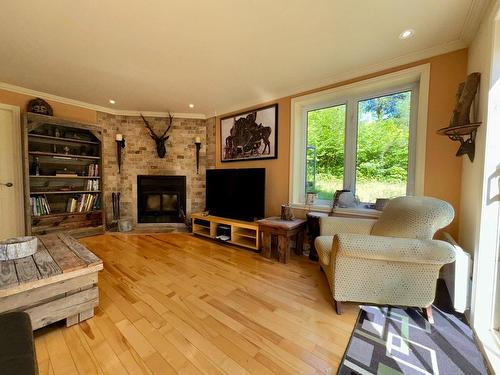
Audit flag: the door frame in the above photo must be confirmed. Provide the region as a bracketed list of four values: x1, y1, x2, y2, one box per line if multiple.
[0, 103, 25, 235]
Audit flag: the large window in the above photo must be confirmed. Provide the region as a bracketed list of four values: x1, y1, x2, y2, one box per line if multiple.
[305, 88, 416, 204]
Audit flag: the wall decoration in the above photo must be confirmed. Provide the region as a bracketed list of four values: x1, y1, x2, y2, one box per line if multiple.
[437, 72, 481, 162]
[140, 113, 173, 158]
[115, 134, 126, 173]
[221, 104, 278, 162]
[27, 97, 53, 116]
[194, 136, 202, 174]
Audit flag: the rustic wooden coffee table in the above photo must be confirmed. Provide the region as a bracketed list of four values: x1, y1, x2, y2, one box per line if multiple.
[257, 217, 306, 263]
[0, 233, 103, 330]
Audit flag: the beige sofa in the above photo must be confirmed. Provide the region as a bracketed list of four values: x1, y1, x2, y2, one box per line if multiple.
[315, 196, 456, 322]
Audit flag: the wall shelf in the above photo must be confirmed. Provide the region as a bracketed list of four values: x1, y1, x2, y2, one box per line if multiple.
[437, 122, 481, 162]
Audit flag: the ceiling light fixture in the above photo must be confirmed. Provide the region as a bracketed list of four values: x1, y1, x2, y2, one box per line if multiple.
[109, 99, 116, 104]
[189, 104, 195, 109]
[399, 29, 415, 40]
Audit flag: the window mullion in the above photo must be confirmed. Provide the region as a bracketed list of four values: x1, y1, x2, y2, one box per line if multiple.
[344, 98, 357, 192]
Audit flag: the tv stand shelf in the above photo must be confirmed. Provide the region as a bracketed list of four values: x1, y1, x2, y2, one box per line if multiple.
[191, 213, 260, 251]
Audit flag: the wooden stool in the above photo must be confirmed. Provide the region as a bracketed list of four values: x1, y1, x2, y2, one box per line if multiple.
[257, 217, 306, 263]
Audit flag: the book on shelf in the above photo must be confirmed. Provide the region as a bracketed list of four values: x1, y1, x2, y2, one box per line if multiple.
[66, 193, 101, 213]
[85, 179, 99, 191]
[87, 163, 99, 177]
[31, 195, 51, 216]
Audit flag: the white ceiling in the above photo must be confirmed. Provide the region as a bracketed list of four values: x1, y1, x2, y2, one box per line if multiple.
[0, 0, 488, 117]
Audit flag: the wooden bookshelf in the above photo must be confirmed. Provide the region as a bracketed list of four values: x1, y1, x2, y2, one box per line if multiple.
[191, 213, 260, 250]
[22, 113, 105, 238]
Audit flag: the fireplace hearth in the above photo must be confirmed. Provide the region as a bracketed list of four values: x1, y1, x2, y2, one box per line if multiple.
[137, 175, 186, 223]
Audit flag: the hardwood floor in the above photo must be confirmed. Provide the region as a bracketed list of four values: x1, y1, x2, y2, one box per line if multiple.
[34, 233, 359, 374]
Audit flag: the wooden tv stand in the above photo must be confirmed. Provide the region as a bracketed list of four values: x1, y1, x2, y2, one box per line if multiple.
[191, 213, 260, 250]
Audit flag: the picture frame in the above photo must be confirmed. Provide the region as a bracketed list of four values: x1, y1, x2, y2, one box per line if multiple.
[221, 103, 278, 162]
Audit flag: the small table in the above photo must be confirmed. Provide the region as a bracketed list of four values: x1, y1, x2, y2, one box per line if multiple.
[257, 217, 306, 263]
[0, 233, 103, 330]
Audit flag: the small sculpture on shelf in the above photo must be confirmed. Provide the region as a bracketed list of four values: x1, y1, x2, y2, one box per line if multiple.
[33, 157, 40, 176]
[27, 97, 53, 116]
[280, 204, 295, 221]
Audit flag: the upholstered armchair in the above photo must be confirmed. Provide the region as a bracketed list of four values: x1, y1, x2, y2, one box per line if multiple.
[315, 196, 456, 322]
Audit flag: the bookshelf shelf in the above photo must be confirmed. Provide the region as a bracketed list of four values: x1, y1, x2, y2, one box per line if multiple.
[23, 113, 105, 238]
[28, 133, 100, 145]
[30, 190, 101, 195]
[29, 151, 101, 160]
[30, 175, 101, 179]
[32, 210, 102, 219]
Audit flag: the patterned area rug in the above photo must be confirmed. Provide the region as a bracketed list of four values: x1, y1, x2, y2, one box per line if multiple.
[338, 305, 488, 375]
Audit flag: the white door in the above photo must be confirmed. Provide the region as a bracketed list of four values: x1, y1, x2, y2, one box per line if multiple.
[0, 104, 24, 238]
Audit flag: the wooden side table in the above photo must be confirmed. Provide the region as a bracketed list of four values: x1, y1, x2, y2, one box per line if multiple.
[257, 217, 306, 263]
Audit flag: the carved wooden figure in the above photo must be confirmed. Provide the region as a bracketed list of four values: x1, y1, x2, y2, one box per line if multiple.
[449, 72, 480, 127]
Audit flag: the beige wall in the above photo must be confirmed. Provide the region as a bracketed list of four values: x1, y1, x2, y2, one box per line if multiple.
[459, 18, 494, 252]
[0, 89, 97, 124]
[215, 49, 468, 238]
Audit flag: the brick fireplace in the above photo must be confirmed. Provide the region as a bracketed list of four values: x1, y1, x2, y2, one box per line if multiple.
[98, 113, 216, 227]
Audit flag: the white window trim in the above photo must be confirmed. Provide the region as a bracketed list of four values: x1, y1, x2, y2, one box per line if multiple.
[290, 64, 430, 209]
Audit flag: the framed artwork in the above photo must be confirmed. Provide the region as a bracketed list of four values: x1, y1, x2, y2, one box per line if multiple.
[221, 104, 278, 162]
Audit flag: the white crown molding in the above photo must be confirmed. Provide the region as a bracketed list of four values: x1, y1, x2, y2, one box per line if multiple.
[215, 39, 467, 116]
[460, 0, 492, 44]
[0, 81, 207, 120]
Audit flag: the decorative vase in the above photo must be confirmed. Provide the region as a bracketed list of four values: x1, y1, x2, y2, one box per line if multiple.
[280, 204, 295, 221]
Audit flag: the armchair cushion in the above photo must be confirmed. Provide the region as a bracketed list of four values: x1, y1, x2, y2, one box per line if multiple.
[334, 233, 456, 265]
[371, 196, 454, 239]
[319, 216, 376, 236]
[315, 236, 334, 265]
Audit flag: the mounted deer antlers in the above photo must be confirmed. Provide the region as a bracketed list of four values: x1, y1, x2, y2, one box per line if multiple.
[140, 113, 174, 158]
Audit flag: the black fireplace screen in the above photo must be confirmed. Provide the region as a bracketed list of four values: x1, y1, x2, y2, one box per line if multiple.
[137, 176, 186, 223]
[144, 193, 179, 212]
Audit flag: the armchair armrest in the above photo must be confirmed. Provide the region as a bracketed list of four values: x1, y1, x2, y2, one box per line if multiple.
[334, 233, 456, 265]
[319, 216, 376, 236]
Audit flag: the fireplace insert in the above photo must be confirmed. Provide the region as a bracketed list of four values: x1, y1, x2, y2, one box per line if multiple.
[137, 175, 186, 223]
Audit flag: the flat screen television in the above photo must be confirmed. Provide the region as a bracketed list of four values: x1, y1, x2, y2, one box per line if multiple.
[206, 168, 265, 221]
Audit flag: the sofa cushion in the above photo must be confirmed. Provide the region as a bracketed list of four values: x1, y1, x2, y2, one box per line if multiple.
[371, 196, 454, 239]
[0, 312, 37, 375]
[315, 236, 334, 266]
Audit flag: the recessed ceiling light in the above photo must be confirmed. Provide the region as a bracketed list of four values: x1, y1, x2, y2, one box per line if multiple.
[189, 104, 195, 109]
[109, 99, 116, 104]
[399, 29, 415, 40]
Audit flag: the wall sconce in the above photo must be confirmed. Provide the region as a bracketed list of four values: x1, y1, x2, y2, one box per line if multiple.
[195, 136, 202, 174]
[116, 134, 126, 173]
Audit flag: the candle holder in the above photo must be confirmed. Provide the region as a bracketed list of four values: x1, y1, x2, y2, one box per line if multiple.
[115, 135, 126, 173]
[195, 139, 202, 174]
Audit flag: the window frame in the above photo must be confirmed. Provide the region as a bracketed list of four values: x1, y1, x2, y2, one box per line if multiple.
[290, 64, 430, 211]
[304, 85, 418, 206]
